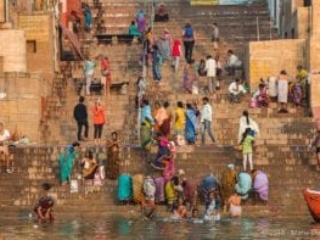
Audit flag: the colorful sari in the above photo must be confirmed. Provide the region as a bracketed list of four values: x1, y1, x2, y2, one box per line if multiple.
[59, 145, 76, 183]
[117, 174, 132, 201]
[154, 177, 165, 203]
[163, 159, 175, 181]
[175, 108, 185, 134]
[235, 172, 252, 200]
[140, 122, 152, 151]
[253, 170, 269, 201]
[183, 179, 198, 208]
[256, 86, 269, 107]
[136, 10, 146, 34]
[106, 139, 120, 180]
[155, 107, 168, 133]
[220, 169, 237, 200]
[132, 174, 145, 204]
[185, 109, 197, 144]
[151, 137, 170, 169]
[289, 82, 303, 106]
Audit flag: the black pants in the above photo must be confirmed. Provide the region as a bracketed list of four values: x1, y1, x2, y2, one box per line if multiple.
[77, 121, 89, 141]
[94, 124, 104, 139]
[184, 41, 194, 61]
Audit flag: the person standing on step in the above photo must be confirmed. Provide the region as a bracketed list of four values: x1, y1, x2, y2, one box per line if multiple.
[171, 39, 182, 73]
[240, 128, 255, 172]
[82, 3, 92, 32]
[182, 22, 196, 61]
[106, 132, 120, 180]
[238, 110, 260, 143]
[59, 142, 80, 186]
[174, 101, 186, 140]
[211, 23, 219, 50]
[205, 55, 217, 94]
[151, 44, 162, 82]
[74, 96, 89, 141]
[200, 97, 216, 145]
[100, 55, 111, 95]
[277, 70, 289, 113]
[93, 98, 106, 145]
[83, 57, 95, 96]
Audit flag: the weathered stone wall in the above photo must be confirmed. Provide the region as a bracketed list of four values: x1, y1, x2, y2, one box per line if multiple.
[0, 29, 27, 72]
[0, 73, 49, 142]
[247, 39, 306, 92]
[18, 13, 54, 81]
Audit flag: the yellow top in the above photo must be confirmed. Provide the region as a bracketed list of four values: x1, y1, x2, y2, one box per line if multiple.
[175, 108, 186, 130]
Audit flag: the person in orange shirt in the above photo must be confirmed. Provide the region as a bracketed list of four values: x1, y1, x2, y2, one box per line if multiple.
[93, 98, 106, 145]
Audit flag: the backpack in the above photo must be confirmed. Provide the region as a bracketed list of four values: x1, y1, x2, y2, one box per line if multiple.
[185, 26, 193, 38]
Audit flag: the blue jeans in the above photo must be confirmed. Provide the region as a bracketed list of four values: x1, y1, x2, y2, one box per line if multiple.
[152, 62, 162, 81]
[201, 120, 215, 145]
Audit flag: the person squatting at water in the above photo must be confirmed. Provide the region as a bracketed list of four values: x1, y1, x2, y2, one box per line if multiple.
[33, 183, 55, 223]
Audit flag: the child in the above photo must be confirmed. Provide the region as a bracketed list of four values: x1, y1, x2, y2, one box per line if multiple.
[240, 128, 255, 171]
[203, 191, 220, 221]
[309, 130, 320, 170]
[172, 39, 182, 73]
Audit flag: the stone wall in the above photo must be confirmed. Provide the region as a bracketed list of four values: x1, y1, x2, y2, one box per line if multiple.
[18, 13, 55, 81]
[247, 39, 306, 92]
[0, 73, 49, 142]
[0, 29, 27, 72]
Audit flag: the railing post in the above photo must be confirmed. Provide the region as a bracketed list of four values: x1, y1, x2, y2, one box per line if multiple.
[256, 16, 260, 41]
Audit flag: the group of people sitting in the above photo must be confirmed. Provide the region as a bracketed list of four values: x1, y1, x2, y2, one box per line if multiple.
[228, 65, 309, 113]
[116, 163, 268, 220]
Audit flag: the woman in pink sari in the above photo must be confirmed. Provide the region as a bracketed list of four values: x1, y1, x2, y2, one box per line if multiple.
[251, 169, 268, 203]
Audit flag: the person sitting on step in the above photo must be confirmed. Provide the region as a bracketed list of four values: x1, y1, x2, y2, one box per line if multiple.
[228, 78, 247, 103]
[0, 122, 12, 173]
[225, 49, 242, 75]
[154, 4, 169, 22]
[128, 21, 141, 38]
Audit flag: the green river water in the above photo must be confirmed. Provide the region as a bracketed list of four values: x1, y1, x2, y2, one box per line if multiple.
[0, 215, 319, 240]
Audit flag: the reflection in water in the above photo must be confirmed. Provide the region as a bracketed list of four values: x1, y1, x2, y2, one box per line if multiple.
[0, 215, 316, 239]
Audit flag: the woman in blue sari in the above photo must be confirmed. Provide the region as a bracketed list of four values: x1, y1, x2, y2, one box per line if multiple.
[185, 103, 197, 144]
[59, 142, 80, 185]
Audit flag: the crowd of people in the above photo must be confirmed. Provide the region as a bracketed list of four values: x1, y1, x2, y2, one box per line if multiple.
[115, 162, 269, 221]
[24, 2, 319, 224]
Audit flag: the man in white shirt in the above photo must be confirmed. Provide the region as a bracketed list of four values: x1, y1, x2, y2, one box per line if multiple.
[205, 55, 217, 94]
[225, 49, 242, 75]
[0, 122, 12, 173]
[200, 97, 215, 145]
[228, 78, 247, 102]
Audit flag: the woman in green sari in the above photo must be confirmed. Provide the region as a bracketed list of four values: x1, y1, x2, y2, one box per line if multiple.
[59, 142, 80, 185]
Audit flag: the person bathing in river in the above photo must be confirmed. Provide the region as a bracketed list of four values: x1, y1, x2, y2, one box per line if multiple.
[203, 191, 221, 221]
[34, 183, 55, 223]
[224, 191, 242, 218]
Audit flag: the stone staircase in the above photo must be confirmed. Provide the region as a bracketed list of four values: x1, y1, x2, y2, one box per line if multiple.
[1, 0, 318, 221]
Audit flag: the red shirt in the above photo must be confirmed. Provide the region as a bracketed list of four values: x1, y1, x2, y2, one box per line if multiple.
[172, 39, 181, 57]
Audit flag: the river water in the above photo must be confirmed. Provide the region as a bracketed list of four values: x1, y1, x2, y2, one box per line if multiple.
[0, 215, 320, 240]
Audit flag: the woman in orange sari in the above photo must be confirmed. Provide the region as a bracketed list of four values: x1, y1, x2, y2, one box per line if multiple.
[153, 101, 168, 135]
